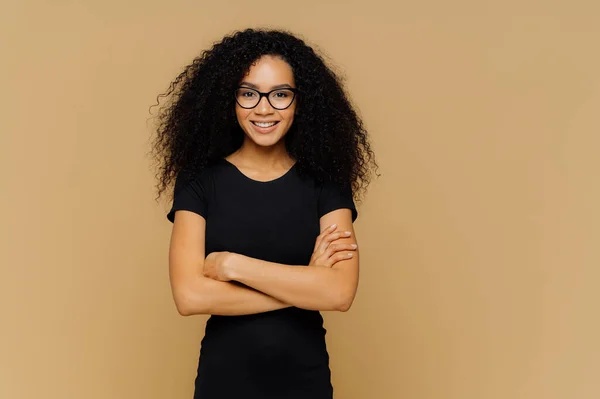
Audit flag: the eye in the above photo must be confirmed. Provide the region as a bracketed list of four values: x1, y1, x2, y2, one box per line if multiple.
[273, 90, 289, 98]
[237, 88, 257, 97]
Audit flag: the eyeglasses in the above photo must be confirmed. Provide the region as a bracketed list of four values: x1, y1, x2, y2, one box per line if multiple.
[235, 87, 298, 110]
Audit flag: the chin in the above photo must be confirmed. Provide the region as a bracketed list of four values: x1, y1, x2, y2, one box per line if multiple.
[244, 127, 288, 147]
[250, 134, 285, 148]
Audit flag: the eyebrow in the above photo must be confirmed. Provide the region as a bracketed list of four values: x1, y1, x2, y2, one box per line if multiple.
[239, 81, 295, 90]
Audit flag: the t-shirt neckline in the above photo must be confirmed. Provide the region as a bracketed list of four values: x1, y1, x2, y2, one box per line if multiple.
[221, 158, 297, 184]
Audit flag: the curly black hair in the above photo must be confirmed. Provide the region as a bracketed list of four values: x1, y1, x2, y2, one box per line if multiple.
[149, 28, 378, 202]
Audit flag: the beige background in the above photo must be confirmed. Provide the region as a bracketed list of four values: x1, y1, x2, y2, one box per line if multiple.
[2, 1, 599, 398]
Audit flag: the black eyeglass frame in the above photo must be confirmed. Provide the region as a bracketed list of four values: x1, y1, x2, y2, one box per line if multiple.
[234, 87, 298, 110]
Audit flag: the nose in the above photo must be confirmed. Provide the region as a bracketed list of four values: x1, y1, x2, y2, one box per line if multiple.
[254, 95, 275, 115]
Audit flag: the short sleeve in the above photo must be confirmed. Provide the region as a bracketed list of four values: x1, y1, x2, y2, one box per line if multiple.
[317, 180, 358, 222]
[166, 169, 208, 223]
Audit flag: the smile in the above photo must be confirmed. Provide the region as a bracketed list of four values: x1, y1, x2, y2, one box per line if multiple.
[251, 121, 279, 128]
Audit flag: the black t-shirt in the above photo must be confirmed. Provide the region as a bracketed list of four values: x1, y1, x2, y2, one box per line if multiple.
[166, 158, 357, 397]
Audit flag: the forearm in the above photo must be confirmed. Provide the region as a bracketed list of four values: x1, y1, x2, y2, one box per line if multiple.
[175, 275, 289, 316]
[225, 254, 353, 311]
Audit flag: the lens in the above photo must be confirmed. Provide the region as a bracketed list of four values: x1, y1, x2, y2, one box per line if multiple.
[235, 88, 260, 108]
[268, 89, 295, 109]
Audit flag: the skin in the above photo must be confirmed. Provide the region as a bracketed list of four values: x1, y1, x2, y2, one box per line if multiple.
[227, 55, 297, 179]
[169, 55, 360, 315]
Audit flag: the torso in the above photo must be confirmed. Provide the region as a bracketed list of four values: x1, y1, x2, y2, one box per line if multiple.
[193, 158, 333, 397]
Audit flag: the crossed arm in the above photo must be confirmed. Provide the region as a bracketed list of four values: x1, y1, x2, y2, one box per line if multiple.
[168, 209, 359, 316]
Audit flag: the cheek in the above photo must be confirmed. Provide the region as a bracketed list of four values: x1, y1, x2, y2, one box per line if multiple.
[282, 109, 296, 124]
[235, 106, 251, 123]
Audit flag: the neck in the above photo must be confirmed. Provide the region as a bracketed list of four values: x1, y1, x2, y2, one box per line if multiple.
[232, 138, 294, 168]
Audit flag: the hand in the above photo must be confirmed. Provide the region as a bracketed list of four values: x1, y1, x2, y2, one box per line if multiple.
[203, 251, 232, 281]
[308, 224, 357, 268]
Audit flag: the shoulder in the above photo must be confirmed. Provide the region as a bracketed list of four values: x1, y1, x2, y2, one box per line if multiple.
[316, 178, 358, 222]
[167, 160, 227, 223]
[174, 159, 228, 190]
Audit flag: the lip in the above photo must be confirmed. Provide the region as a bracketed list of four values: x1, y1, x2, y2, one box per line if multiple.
[250, 120, 280, 134]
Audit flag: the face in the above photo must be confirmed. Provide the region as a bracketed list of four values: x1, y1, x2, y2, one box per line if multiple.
[235, 55, 297, 149]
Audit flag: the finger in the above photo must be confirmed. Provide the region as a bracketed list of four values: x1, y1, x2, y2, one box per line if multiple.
[321, 223, 338, 234]
[319, 231, 352, 253]
[315, 224, 337, 248]
[319, 243, 356, 264]
[335, 243, 358, 252]
[330, 251, 355, 265]
[323, 243, 358, 259]
[323, 251, 355, 267]
[314, 224, 338, 250]
[314, 225, 339, 255]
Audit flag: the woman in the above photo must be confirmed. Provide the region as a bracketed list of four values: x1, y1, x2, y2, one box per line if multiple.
[151, 28, 377, 399]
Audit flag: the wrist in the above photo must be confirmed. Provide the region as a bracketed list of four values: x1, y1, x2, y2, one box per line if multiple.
[222, 252, 242, 281]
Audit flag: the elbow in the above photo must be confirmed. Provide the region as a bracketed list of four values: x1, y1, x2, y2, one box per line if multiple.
[335, 299, 353, 312]
[172, 286, 208, 316]
[176, 306, 192, 317]
[329, 269, 359, 312]
[175, 300, 193, 316]
[336, 303, 351, 312]
[333, 290, 356, 312]
[173, 293, 194, 316]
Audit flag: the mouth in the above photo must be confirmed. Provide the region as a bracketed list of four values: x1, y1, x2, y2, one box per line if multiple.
[251, 121, 279, 128]
[250, 120, 280, 134]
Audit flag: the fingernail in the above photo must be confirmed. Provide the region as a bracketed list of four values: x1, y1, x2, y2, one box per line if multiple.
[347, 253, 353, 257]
[331, 224, 337, 229]
[351, 244, 358, 249]
[344, 231, 351, 236]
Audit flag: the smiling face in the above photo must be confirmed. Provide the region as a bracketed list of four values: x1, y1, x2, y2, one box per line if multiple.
[235, 55, 297, 149]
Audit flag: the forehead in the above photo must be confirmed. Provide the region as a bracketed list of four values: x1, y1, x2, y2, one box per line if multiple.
[242, 55, 295, 89]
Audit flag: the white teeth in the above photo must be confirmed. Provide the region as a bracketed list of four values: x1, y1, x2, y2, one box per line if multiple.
[253, 121, 277, 128]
